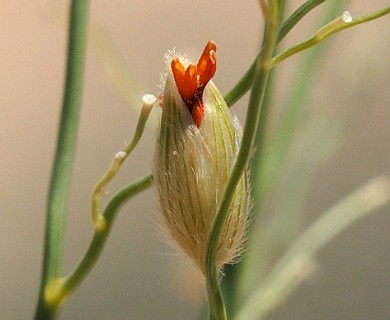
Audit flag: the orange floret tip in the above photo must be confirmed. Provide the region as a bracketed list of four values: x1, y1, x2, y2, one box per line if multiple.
[171, 40, 217, 127]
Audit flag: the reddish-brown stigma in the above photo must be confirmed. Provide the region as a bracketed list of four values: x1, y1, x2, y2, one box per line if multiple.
[171, 41, 217, 127]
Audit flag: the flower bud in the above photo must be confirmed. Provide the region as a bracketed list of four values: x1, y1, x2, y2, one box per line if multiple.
[154, 41, 251, 274]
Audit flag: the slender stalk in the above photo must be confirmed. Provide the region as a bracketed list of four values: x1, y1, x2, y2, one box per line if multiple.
[224, 0, 330, 106]
[271, 7, 390, 67]
[34, 1, 90, 319]
[91, 95, 155, 230]
[277, 0, 327, 40]
[205, 1, 281, 319]
[222, 0, 287, 312]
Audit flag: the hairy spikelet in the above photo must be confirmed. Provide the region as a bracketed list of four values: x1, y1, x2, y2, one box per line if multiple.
[154, 42, 251, 274]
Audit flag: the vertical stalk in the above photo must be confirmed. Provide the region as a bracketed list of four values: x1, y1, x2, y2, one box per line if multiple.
[205, 1, 281, 319]
[34, 1, 90, 319]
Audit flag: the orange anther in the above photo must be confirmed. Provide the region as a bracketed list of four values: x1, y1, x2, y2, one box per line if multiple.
[171, 41, 217, 127]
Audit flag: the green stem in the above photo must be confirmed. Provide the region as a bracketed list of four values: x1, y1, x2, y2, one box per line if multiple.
[277, 0, 327, 40]
[206, 280, 227, 320]
[222, 0, 287, 312]
[224, 0, 330, 106]
[271, 7, 390, 67]
[61, 174, 153, 300]
[205, 1, 281, 319]
[91, 95, 155, 230]
[34, 1, 90, 319]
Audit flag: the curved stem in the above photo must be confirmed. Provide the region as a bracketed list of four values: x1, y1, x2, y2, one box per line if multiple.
[61, 174, 153, 300]
[224, 0, 330, 107]
[34, 1, 90, 319]
[37, 174, 153, 312]
[91, 95, 155, 230]
[205, 1, 281, 319]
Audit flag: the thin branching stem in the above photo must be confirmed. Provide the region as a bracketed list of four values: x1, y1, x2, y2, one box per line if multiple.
[37, 172, 152, 315]
[36, 97, 154, 311]
[271, 7, 390, 67]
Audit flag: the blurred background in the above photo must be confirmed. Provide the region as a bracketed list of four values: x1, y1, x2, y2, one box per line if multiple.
[1, 1, 389, 319]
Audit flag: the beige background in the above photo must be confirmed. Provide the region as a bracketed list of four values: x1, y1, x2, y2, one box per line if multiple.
[1, 1, 389, 319]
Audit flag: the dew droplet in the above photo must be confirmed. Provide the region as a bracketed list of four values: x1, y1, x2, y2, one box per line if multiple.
[142, 94, 157, 105]
[342, 11, 352, 23]
[115, 151, 127, 161]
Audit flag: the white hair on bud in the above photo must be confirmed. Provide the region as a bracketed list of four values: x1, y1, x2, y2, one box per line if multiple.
[158, 49, 192, 91]
[154, 75, 251, 274]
